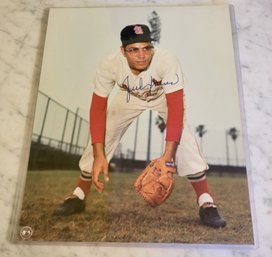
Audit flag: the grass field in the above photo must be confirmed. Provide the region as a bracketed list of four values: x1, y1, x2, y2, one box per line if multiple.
[17, 170, 254, 245]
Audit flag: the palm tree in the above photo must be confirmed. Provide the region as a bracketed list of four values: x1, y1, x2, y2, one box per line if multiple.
[148, 11, 161, 45]
[228, 127, 239, 166]
[195, 125, 207, 151]
[155, 115, 166, 155]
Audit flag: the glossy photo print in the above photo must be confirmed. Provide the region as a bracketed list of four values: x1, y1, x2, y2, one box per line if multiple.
[14, 5, 255, 245]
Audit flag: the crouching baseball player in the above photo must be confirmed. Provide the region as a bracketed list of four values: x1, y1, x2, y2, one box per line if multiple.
[54, 24, 226, 228]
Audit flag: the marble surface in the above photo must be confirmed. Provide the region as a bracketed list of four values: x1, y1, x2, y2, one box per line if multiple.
[0, 0, 272, 256]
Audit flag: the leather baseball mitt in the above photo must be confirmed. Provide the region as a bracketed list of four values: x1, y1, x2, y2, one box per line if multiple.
[134, 158, 176, 207]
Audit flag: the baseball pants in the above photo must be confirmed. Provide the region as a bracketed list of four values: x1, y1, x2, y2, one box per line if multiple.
[79, 90, 208, 176]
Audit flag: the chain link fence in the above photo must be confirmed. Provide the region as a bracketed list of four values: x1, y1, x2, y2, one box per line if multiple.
[31, 91, 89, 156]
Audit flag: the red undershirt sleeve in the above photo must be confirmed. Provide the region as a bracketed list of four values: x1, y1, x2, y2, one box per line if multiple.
[89, 93, 108, 144]
[165, 89, 184, 143]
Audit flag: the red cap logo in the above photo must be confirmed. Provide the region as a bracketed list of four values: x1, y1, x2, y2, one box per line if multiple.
[134, 25, 144, 35]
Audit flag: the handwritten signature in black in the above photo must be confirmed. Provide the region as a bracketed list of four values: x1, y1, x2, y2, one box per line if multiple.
[121, 74, 179, 102]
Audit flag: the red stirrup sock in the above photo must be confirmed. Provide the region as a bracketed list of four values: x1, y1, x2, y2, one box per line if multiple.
[187, 171, 214, 206]
[72, 171, 92, 200]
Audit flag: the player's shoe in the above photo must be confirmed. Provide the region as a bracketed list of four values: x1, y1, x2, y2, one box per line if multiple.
[199, 202, 226, 228]
[53, 195, 86, 216]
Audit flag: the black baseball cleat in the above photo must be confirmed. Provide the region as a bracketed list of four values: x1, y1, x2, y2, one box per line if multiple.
[53, 195, 86, 216]
[199, 202, 226, 228]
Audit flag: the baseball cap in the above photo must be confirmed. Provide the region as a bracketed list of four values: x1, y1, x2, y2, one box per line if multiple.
[120, 24, 152, 46]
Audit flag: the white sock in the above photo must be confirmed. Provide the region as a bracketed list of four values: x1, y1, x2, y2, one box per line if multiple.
[72, 187, 85, 200]
[198, 193, 214, 207]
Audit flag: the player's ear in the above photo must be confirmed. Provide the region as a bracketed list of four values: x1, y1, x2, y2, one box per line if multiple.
[120, 46, 126, 57]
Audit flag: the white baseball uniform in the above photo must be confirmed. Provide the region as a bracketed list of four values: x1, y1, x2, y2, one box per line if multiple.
[79, 46, 208, 176]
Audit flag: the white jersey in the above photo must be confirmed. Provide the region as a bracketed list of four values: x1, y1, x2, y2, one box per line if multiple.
[79, 46, 208, 177]
[93, 46, 184, 102]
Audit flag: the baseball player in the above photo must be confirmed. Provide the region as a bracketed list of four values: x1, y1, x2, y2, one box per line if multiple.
[54, 24, 226, 228]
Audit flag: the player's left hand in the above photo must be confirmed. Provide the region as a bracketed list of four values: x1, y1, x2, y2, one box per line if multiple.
[134, 157, 176, 207]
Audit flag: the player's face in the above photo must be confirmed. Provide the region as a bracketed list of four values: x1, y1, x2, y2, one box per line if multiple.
[121, 42, 154, 75]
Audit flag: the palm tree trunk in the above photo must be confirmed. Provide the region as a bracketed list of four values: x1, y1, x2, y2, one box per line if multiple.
[225, 130, 230, 166]
[200, 137, 203, 152]
[147, 110, 152, 162]
[133, 117, 139, 160]
[234, 140, 239, 166]
[161, 132, 164, 155]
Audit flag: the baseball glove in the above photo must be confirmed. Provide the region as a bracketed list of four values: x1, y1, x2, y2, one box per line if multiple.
[134, 158, 176, 207]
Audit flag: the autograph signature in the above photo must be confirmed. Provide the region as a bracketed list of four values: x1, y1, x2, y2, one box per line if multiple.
[121, 74, 179, 102]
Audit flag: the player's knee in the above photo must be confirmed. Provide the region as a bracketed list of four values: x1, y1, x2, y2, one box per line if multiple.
[187, 171, 206, 180]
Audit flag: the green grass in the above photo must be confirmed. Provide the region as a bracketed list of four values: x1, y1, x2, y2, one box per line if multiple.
[17, 170, 254, 245]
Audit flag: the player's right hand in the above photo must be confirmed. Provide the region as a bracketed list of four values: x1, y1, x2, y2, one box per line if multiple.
[92, 154, 109, 193]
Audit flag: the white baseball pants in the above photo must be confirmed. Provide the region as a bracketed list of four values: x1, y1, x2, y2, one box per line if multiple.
[79, 90, 208, 176]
